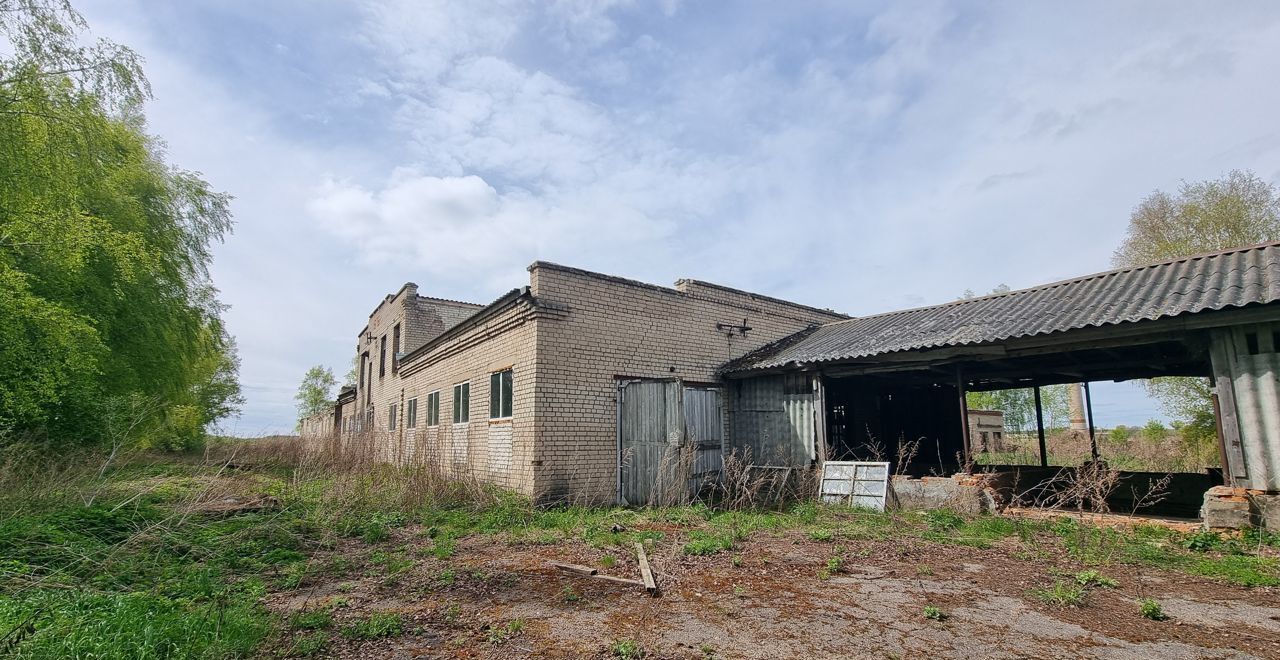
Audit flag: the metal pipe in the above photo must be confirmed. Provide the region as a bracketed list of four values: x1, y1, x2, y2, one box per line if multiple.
[1034, 386, 1048, 467]
[1083, 381, 1098, 462]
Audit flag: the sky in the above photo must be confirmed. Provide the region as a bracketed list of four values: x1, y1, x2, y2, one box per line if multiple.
[75, 0, 1280, 434]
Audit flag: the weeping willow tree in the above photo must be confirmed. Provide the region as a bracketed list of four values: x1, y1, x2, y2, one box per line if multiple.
[0, 0, 242, 448]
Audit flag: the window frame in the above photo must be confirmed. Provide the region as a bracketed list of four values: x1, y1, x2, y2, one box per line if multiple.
[379, 335, 387, 378]
[452, 382, 470, 424]
[426, 391, 440, 426]
[388, 402, 397, 430]
[392, 323, 401, 374]
[489, 368, 514, 419]
[407, 397, 418, 428]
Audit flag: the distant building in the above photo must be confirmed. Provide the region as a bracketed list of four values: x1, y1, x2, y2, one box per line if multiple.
[967, 410, 1006, 453]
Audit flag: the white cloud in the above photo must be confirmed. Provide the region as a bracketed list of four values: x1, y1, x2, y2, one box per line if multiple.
[72, 0, 1280, 430]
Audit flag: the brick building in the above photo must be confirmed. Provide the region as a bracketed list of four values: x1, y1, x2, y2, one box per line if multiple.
[326, 262, 844, 504]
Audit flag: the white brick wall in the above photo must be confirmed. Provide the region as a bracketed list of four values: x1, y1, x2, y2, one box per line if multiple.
[347, 264, 842, 503]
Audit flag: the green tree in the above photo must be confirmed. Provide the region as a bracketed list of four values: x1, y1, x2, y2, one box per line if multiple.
[0, 0, 240, 447]
[1113, 170, 1280, 266]
[967, 385, 1070, 433]
[295, 366, 337, 423]
[1112, 170, 1279, 462]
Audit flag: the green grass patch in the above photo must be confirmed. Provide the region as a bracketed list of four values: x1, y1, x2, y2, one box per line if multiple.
[683, 530, 736, 556]
[341, 612, 403, 640]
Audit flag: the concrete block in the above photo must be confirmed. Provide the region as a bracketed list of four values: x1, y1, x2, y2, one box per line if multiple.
[1202, 487, 1256, 529]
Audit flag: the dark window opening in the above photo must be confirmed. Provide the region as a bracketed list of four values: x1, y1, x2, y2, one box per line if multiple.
[407, 398, 417, 428]
[392, 324, 401, 374]
[490, 369, 514, 418]
[379, 335, 387, 377]
[453, 382, 470, 424]
[426, 391, 440, 426]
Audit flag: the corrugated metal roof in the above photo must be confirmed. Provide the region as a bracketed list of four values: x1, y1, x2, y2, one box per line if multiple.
[729, 242, 1280, 372]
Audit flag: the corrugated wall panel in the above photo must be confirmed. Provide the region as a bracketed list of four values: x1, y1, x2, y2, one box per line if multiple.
[729, 376, 815, 467]
[1214, 324, 1280, 490]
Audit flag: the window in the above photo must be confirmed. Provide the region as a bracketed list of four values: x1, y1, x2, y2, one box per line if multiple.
[388, 403, 397, 430]
[379, 335, 387, 378]
[453, 382, 469, 424]
[392, 323, 401, 373]
[407, 397, 418, 428]
[363, 355, 371, 403]
[426, 391, 440, 426]
[490, 369, 513, 419]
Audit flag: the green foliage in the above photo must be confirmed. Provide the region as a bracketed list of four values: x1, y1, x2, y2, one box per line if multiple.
[611, 638, 644, 659]
[1074, 570, 1118, 588]
[1142, 419, 1167, 442]
[289, 608, 333, 630]
[1139, 598, 1168, 621]
[1033, 580, 1087, 607]
[0, 0, 241, 447]
[1182, 530, 1222, 552]
[682, 530, 736, 556]
[341, 612, 402, 640]
[923, 605, 946, 621]
[287, 632, 328, 657]
[807, 528, 834, 542]
[966, 385, 1071, 433]
[295, 366, 338, 426]
[1114, 170, 1280, 453]
[1109, 426, 1130, 443]
[1114, 170, 1280, 268]
[487, 618, 525, 645]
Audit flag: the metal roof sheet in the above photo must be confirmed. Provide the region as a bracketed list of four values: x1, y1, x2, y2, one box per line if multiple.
[728, 242, 1280, 372]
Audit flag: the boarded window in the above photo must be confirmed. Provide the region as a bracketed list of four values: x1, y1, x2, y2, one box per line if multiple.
[490, 369, 513, 418]
[407, 397, 417, 428]
[453, 382, 470, 424]
[426, 391, 440, 426]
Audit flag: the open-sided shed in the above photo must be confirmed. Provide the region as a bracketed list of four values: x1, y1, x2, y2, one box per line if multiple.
[721, 242, 1280, 511]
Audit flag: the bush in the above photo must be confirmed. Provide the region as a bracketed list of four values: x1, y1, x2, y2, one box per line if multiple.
[1139, 598, 1168, 620]
[1142, 420, 1167, 442]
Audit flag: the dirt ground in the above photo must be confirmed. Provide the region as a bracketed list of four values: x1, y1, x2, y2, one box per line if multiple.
[267, 524, 1280, 659]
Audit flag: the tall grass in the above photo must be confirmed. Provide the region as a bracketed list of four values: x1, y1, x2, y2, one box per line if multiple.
[0, 430, 504, 658]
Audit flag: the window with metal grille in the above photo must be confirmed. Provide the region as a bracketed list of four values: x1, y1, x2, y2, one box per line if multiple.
[490, 369, 513, 419]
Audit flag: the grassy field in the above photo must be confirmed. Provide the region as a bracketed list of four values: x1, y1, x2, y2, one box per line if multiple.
[1, 438, 1277, 658]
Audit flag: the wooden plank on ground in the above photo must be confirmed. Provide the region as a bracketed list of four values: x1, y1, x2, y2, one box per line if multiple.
[635, 543, 657, 595]
[590, 574, 645, 588]
[550, 562, 597, 576]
